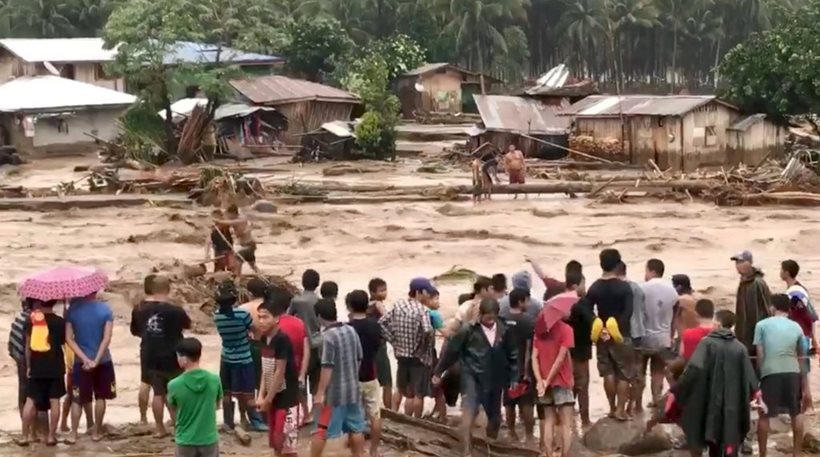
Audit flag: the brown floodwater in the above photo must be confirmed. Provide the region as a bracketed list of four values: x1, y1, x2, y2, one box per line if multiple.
[0, 158, 818, 452]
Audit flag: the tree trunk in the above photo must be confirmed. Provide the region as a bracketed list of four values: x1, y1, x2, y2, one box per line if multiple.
[671, 26, 677, 93]
[476, 28, 486, 94]
[713, 35, 721, 88]
[160, 76, 177, 156]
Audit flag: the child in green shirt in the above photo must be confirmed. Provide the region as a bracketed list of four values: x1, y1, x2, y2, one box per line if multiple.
[168, 338, 223, 457]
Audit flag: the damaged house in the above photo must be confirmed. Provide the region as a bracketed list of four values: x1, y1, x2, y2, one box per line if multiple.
[230, 75, 360, 144]
[0, 75, 135, 155]
[471, 95, 571, 159]
[562, 95, 785, 171]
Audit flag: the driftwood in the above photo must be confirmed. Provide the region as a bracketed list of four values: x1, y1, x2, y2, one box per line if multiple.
[381, 409, 540, 457]
[528, 160, 641, 171]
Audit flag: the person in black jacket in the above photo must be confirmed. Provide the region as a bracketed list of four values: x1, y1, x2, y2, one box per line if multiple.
[433, 298, 518, 457]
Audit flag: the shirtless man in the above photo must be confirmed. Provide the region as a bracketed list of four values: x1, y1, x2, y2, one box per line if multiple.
[671, 274, 697, 353]
[503, 144, 526, 199]
[205, 209, 235, 273]
[214, 204, 258, 275]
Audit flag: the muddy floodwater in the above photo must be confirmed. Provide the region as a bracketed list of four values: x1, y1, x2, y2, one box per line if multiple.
[0, 159, 819, 455]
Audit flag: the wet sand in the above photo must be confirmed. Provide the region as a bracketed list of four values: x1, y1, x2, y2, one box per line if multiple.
[0, 159, 819, 451]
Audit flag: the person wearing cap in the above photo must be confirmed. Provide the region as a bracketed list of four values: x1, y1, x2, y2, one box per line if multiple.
[379, 278, 436, 417]
[731, 250, 772, 356]
[433, 298, 518, 457]
[499, 271, 544, 320]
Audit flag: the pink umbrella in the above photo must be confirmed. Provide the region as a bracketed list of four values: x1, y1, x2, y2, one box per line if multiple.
[18, 266, 108, 301]
[534, 292, 578, 338]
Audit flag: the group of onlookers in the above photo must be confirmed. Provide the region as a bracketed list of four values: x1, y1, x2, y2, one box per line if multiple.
[8, 247, 817, 457]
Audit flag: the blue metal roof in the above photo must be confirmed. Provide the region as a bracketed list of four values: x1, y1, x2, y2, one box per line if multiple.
[163, 41, 283, 66]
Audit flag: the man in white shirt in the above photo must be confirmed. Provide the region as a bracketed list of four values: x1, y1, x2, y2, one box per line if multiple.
[635, 258, 679, 412]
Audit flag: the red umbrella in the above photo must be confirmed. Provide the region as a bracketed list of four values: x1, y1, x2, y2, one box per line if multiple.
[18, 266, 108, 301]
[534, 292, 578, 338]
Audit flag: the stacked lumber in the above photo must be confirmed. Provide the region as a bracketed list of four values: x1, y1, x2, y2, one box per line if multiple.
[569, 135, 626, 162]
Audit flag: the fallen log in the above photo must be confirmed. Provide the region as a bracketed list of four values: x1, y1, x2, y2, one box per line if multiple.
[528, 160, 642, 170]
[381, 409, 540, 457]
[740, 191, 820, 206]
[0, 194, 191, 212]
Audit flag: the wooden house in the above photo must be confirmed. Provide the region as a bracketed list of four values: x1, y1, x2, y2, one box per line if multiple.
[396, 63, 501, 118]
[230, 75, 361, 144]
[561, 95, 785, 171]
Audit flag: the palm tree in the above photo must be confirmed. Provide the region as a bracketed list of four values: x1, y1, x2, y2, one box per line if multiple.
[16, 0, 75, 37]
[556, 0, 606, 78]
[608, 0, 660, 83]
[70, 0, 112, 36]
[438, 0, 527, 83]
[681, 4, 724, 85]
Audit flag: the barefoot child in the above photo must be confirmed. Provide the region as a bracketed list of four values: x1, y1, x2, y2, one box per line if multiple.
[257, 292, 301, 457]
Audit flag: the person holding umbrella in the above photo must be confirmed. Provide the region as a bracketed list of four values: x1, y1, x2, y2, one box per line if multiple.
[532, 271, 584, 457]
[18, 266, 114, 444]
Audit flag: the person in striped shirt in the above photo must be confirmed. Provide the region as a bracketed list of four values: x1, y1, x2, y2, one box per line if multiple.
[8, 300, 31, 435]
[214, 280, 267, 432]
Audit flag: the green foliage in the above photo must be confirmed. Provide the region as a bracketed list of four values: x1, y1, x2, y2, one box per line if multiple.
[103, 0, 278, 155]
[719, 0, 820, 117]
[1, 0, 814, 93]
[368, 34, 427, 79]
[347, 58, 400, 159]
[118, 102, 168, 164]
[354, 111, 386, 157]
[281, 17, 353, 81]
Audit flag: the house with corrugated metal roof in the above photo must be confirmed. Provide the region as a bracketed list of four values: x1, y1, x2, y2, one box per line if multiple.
[396, 63, 502, 118]
[561, 95, 784, 171]
[229, 75, 361, 144]
[471, 95, 571, 159]
[0, 38, 283, 95]
[0, 75, 136, 155]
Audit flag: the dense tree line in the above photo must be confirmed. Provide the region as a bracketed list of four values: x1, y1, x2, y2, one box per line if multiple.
[0, 0, 807, 91]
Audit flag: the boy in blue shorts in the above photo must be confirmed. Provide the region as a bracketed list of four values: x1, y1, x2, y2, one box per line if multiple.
[311, 299, 366, 457]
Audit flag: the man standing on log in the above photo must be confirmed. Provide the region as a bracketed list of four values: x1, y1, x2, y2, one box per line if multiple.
[503, 144, 526, 199]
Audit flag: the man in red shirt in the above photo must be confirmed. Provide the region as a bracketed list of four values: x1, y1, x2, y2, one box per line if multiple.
[267, 287, 310, 424]
[681, 299, 715, 361]
[532, 271, 579, 457]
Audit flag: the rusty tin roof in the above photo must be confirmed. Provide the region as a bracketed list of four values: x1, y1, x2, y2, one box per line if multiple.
[561, 95, 737, 117]
[473, 95, 571, 135]
[230, 75, 359, 105]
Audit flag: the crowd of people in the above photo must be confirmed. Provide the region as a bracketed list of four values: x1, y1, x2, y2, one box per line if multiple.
[8, 247, 818, 457]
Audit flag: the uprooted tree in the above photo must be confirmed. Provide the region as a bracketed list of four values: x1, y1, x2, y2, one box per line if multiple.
[719, 0, 820, 119]
[103, 0, 278, 163]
